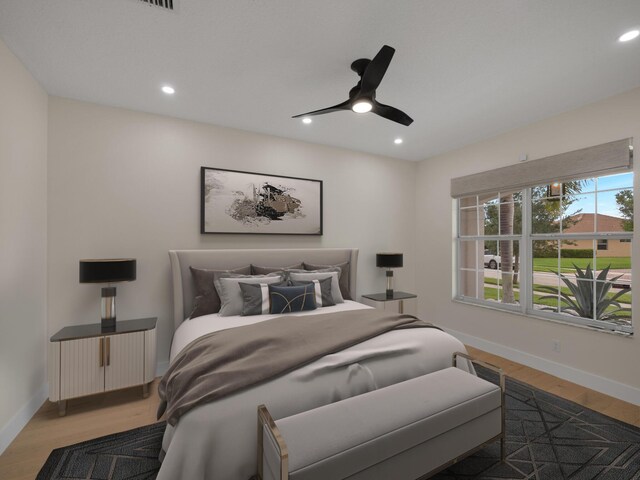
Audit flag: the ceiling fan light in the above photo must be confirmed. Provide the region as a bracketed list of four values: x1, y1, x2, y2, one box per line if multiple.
[352, 100, 372, 113]
[618, 30, 639, 42]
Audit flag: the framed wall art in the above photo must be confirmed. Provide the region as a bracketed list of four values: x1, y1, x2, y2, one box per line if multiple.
[200, 167, 323, 235]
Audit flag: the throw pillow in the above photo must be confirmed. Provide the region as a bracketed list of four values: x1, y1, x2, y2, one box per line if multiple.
[269, 284, 317, 314]
[288, 270, 344, 305]
[290, 277, 335, 307]
[215, 273, 284, 317]
[304, 262, 352, 300]
[189, 265, 251, 319]
[239, 281, 284, 316]
[251, 263, 304, 275]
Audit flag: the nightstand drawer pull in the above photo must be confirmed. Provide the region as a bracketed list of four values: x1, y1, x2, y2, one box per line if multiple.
[106, 337, 111, 366]
[99, 337, 104, 367]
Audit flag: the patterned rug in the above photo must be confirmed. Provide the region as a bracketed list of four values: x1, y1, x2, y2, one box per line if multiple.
[37, 367, 640, 480]
[36, 422, 165, 480]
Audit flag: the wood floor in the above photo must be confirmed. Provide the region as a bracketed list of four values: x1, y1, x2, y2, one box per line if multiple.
[0, 348, 638, 480]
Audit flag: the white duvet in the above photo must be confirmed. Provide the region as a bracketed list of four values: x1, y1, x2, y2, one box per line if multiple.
[158, 301, 470, 480]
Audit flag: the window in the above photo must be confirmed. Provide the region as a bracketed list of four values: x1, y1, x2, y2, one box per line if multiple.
[457, 191, 522, 309]
[455, 168, 633, 334]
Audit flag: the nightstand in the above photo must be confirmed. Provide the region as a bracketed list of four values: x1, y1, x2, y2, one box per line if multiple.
[361, 292, 417, 315]
[48, 317, 157, 416]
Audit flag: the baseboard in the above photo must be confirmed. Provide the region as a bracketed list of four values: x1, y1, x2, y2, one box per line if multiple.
[445, 328, 640, 406]
[0, 383, 48, 456]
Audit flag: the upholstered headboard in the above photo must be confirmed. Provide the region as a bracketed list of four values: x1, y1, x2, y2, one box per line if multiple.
[169, 248, 359, 330]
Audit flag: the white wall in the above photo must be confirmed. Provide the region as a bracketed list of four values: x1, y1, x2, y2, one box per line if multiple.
[48, 97, 417, 365]
[0, 39, 48, 451]
[416, 87, 640, 400]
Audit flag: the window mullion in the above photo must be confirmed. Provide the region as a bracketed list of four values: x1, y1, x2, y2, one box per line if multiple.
[522, 188, 532, 315]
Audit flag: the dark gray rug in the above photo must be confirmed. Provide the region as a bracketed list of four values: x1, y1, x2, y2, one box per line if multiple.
[36, 422, 165, 480]
[37, 367, 640, 479]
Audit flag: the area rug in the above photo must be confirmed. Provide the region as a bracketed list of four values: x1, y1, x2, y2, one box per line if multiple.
[37, 367, 640, 479]
[434, 367, 640, 479]
[36, 422, 165, 480]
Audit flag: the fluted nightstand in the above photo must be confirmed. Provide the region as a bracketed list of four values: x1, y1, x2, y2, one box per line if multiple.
[48, 317, 157, 416]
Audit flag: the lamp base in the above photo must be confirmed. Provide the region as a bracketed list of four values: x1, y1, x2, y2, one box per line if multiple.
[386, 270, 394, 299]
[101, 287, 117, 332]
[101, 317, 116, 332]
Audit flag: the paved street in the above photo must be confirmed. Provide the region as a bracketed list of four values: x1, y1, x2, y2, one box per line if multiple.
[483, 267, 632, 288]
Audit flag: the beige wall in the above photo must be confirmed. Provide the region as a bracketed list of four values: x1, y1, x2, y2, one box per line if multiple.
[0, 40, 48, 439]
[563, 239, 631, 258]
[416, 87, 640, 393]
[47, 97, 418, 365]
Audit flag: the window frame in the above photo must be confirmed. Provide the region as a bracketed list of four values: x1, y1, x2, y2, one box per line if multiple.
[455, 175, 633, 335]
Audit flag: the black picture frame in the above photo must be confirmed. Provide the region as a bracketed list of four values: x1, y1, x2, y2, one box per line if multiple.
[200, 167, 323, 235]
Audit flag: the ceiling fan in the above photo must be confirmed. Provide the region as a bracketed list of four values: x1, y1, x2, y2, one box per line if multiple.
[292, 45, 413, 126]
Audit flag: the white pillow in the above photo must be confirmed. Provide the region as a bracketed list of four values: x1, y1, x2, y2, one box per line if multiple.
[215, 273, 284, 317]
[288, 271, 344, 304]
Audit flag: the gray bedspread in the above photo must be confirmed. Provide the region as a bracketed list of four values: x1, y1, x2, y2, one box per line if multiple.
[158, 309, 439, 426]
[156, 305, 470, 480]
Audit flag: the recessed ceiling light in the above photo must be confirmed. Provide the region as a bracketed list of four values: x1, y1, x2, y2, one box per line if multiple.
[161, 85, 175, 95]
[394, 138, 403, 144]
[302, 117, 312, 124]
[352, 100, 372, 114]
[618, 30, 639, 42]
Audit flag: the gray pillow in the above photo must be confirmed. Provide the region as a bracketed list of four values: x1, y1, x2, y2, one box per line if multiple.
[189, 265, 251, 319]
[288, 270, 344, 304]
[290, 277, 335, 307]
[239, 281, 285, 316]
[215, 273, 284, 317]
[304, 262, 352, 300]
[251, 263, 304, 275]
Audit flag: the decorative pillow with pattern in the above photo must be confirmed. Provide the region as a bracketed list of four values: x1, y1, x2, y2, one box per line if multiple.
[290, 277, 335, 308]
[269, 284, 317, 314]
[288, 269, 344, 305]
[215, 273, 284, 317]
[239, 281, 284, 316]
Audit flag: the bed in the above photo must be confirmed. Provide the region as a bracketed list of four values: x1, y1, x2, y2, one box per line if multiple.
[157, 248, 471, 480]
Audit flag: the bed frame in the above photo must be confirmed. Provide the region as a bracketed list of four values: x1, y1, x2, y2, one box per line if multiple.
[169, 248, 359, 330]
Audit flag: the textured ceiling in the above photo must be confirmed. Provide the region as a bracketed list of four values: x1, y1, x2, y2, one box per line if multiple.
[1, 0, 639, 161]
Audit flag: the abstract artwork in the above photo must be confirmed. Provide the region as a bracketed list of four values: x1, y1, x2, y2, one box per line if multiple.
[201, 167, 323, 235]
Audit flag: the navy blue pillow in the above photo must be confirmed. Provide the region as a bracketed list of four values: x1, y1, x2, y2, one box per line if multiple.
[269, 284, 317, 314]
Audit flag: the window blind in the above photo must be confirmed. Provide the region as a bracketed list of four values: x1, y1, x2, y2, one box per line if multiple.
[450, 138, 633, 198]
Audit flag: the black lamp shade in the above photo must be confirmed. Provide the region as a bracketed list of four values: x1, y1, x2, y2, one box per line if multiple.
[79, 259, 137, 283]
[376, 253, 403, 269]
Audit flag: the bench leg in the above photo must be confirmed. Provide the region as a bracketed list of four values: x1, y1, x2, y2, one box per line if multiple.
[500, 435, 506, 462]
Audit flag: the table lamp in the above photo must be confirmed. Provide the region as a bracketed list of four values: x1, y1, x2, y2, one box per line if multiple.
[79, 258, 137, 330]
[376, 253, 403, 299]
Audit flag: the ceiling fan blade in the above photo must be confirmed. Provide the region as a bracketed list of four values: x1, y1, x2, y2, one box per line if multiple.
[359, 45, 395, 96]
[292, 100, 351, 118]
[372, 101, 413, 126]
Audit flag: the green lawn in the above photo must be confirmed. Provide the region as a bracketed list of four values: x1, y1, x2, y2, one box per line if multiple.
[483, 287, 558, 308]
[483, 276, 632, 304]
[483, 286, 631, 319]
[532, 257, 631, 272]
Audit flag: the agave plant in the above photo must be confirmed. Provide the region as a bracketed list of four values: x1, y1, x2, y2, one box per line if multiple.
[538, 263, 631, 323]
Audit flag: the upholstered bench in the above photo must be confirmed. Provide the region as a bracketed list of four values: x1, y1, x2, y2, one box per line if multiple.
[257, 352, 504, 480]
